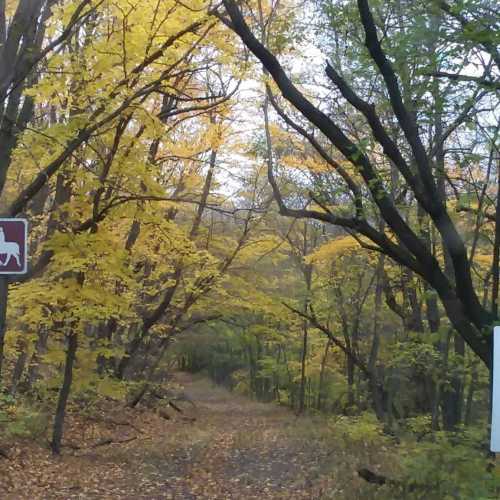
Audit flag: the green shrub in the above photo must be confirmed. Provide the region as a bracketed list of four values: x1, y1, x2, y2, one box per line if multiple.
[330, 412, 393, 448]
[398, 431, 500, 499]
[0, 390, 16, 430]
[5, 407, 49, 440]
[1, 389, 49, 440]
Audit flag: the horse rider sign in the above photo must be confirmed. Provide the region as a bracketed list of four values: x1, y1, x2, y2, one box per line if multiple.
[0, 219, 28, 275]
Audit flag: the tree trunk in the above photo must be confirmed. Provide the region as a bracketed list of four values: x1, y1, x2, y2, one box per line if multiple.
[317, 340, 331, 410]
[26, 325, 49, 389]
[369, 255, 385, 420]
[298, 319, 308, 414]
[425, 280, 442, 431]
[464, 360, 479, 426]
[491, 157, 500, 316]
[51, 333, 78, 455]
[10, 337, 27, 395]
[440, 331, 463, 431]
[0, 277, 8, 381]
[442, 334, 465, 430]
[346, 354, 355, 411]
[128, 337, 171, 408]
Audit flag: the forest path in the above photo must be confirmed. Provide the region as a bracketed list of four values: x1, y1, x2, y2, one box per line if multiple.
[2, 373, 375, 499]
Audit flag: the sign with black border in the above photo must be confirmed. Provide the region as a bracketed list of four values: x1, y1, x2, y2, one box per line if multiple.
[0, 218, 28, 275]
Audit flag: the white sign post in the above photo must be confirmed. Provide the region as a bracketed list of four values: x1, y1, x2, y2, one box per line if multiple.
[491, 326, 500, 452]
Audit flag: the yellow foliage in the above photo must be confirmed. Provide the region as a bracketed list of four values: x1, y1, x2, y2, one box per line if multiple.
[305, 235, 367, 263]
[474, 253, 493, 268]
[281, 154, 330, 173]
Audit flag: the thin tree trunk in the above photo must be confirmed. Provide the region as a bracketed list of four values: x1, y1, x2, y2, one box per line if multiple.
[0, 276, 8, 381]
[346, 354, 355, 411]
[440, 331, 454, 431]
[369, 255, 385, 420]
[10, 336, 27, 395]
[51, 333, 78, 455]
[464, 359, 478, 426]
[317, 340, 331, 410]
[386, 369, 395, 431]
[274, 345, 281, 402]
[439, 330, 464, 431]
[281, 345, 294, 407]
[491, 157, 500, 317]
[431, 383, 441, 431]
[26, 325, 49, 388]
[298, 319, 308, 414]
[128, 337, 172, 408]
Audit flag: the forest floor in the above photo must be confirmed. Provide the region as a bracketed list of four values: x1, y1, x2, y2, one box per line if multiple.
[0, 373, 392, 499]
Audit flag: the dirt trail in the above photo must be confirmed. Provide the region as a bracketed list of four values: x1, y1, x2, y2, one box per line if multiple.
[160, 373, 332, 499]
[1, 373, 376, 499]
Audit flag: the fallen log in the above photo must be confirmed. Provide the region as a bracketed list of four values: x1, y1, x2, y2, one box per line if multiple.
[357, 468, 388, 486]
[91, 436, 137, 448]
[158, 408, 171, 420]
[87, 415, 143, 434]
[63, 435, 138, 450]
[169, 401, 183, 413]
[151, 389, 197, 408]
[358, 468, 422, 493]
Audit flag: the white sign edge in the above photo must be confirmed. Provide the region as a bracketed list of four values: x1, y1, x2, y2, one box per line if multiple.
[0, 218, 28, 275]
[491, 326, 500, 452]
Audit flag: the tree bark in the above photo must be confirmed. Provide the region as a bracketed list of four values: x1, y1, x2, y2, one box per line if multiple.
[9, 336, 27, 395]
[491, 158, 500, 316]
[26, 326, 49, 389]
[298, 318, 308, 414]
[464, 360, 478, 426]
[369, 255, 385, 420]
[317, 340, 331, 410]
[50, 332, 78, 455]
[0, 277, 8, 380]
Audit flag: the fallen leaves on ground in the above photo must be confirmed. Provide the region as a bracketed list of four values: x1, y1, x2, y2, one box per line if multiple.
[0, 373, 385, 499]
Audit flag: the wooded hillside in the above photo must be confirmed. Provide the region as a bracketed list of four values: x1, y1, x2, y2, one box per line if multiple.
[0, 0, 499, 497]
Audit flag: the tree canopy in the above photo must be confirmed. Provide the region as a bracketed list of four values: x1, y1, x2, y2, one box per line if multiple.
[0, 0, 499, 497]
